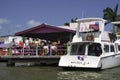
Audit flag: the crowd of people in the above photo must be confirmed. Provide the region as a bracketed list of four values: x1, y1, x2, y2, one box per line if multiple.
[11, 38, 68, 56]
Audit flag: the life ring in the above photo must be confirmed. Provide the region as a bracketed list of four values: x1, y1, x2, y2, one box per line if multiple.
[86, 35, 94, 41]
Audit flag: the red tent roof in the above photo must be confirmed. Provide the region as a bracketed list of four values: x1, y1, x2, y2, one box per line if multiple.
[15, 24, 75, 42]
[15, 24, 75, 34]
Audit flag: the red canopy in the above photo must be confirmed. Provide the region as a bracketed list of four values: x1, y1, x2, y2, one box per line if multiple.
[15, 24, 75, 42]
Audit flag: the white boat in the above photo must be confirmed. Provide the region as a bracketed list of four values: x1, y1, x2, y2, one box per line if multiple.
[58, 18, 120, 69]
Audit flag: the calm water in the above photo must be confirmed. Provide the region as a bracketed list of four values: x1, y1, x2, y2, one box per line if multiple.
[0, 64, 120, 80]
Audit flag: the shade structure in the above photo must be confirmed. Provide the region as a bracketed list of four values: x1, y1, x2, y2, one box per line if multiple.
[0, 44, 9, 48]
[15, 24, 75, 43]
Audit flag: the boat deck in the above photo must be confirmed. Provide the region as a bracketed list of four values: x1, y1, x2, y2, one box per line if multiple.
[0, 55, 60, 66]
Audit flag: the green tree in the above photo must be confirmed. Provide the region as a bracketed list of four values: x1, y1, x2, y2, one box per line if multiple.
[103, 4, 120, 32]
[64, 22, 69, 26]
[64, 17, 78, 26]
[71, 17, 78, 23]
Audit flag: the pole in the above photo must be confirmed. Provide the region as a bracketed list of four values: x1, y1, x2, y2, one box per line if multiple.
[9, 42, 12, 56]
[69, 33, 73, 42]
[36, 43, 38, 56]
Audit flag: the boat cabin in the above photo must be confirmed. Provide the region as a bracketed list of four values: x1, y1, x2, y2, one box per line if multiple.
[69, 18, 118, 56]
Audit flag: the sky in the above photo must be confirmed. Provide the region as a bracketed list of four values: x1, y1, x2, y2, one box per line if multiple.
[0, 0, 120, 36]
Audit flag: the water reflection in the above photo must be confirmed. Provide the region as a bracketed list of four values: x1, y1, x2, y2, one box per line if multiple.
[57, 67, 120, 80]
[57, 71, 101, 80]
[0, 65, 120, 80]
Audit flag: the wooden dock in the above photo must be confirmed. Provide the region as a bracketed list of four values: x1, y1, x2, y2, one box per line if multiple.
[0, 56, 60, 66]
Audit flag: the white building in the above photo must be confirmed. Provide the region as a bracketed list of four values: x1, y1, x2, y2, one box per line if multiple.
[60, 23, 78, 31]
[0, 35, 23, 44]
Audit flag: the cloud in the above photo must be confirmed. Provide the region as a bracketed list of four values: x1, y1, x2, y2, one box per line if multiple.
[27, 19, 41, 27]
[0, 18, 9, 24]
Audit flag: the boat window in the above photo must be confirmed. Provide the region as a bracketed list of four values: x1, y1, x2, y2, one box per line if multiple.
[70, 43, 87, 55]
[77, 44, 85, 55]
[115, 43, 118, 52]
[70, 44, 78, 55]
[110, 45, 114, 52]
[118, 45, 120, 51]
[88, 43, 102, 56]
[70, 43, 102, 56]
[104, 45, 109, 52]
[82, 32, 100, 41]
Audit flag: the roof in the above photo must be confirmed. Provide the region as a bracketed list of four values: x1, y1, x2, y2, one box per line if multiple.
[0, 44, 9, 48]
[15, 24, 75, 42]
[76, 18, 106, 22]
[111, 21, 120, 24]
[15, 24, 75, 35]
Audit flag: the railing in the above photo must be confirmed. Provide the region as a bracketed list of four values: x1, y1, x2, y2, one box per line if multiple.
[0, 45, 68, 56]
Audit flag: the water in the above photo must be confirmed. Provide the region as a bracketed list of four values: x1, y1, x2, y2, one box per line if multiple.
[0, 64, 120, 80]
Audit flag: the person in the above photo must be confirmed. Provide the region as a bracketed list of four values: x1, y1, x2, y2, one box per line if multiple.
[43, 42, 49, 55]
[51, 42, 57, 55]
[25, 37, 29, 47]
[35, 38, 39, 45]
[38, 43, 44, 55]
[11, 39, 19, 55]
[19, 40, 24, 55]
[86, 34, 94, 41]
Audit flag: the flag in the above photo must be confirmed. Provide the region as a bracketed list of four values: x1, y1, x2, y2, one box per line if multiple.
[89, 23, 99, 31]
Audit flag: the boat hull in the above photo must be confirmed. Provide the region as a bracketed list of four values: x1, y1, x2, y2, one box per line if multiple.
[59, 55, 101, 69]
[100, 54, 120, 69]
[58, 54, 120, 69]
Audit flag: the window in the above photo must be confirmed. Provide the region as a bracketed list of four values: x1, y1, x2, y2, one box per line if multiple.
[70, 42, 88, 55]
[118, 45, 120, 51]
[110, 45, 114, 52]
[70, 44, 78, 55]
[88, 43, 102, 56]
[78, 45, 85, 55]
[70, 42, 102, 56]
[104, 45, 109, 52]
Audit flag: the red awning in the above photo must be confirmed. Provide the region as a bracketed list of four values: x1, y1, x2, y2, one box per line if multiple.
[15, 24, 75, 42]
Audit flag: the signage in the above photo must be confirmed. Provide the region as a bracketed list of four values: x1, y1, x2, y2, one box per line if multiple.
[77, 56, 84, 61]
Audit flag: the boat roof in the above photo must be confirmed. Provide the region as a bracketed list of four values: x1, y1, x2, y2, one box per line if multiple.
[76, 18, 106, 22]
[111, 21, 120, 24]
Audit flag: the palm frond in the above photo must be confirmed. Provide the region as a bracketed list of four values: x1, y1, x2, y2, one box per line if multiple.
[114, 4, 118, 14]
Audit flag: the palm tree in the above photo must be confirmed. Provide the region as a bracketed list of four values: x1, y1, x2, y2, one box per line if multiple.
[64, 22, 69, 26]
[103, 4, 120, 33]
[64, 17, 78, 26]
[71, 17, 78, 23]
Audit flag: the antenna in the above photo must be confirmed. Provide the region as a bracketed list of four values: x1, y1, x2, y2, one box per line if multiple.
[82, 10, 85, 18]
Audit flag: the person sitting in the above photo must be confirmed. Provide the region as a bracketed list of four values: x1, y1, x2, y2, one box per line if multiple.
[51, 42, 57, 55]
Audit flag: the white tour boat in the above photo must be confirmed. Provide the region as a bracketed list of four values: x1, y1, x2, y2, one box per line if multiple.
[58, 18, 120, 69]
